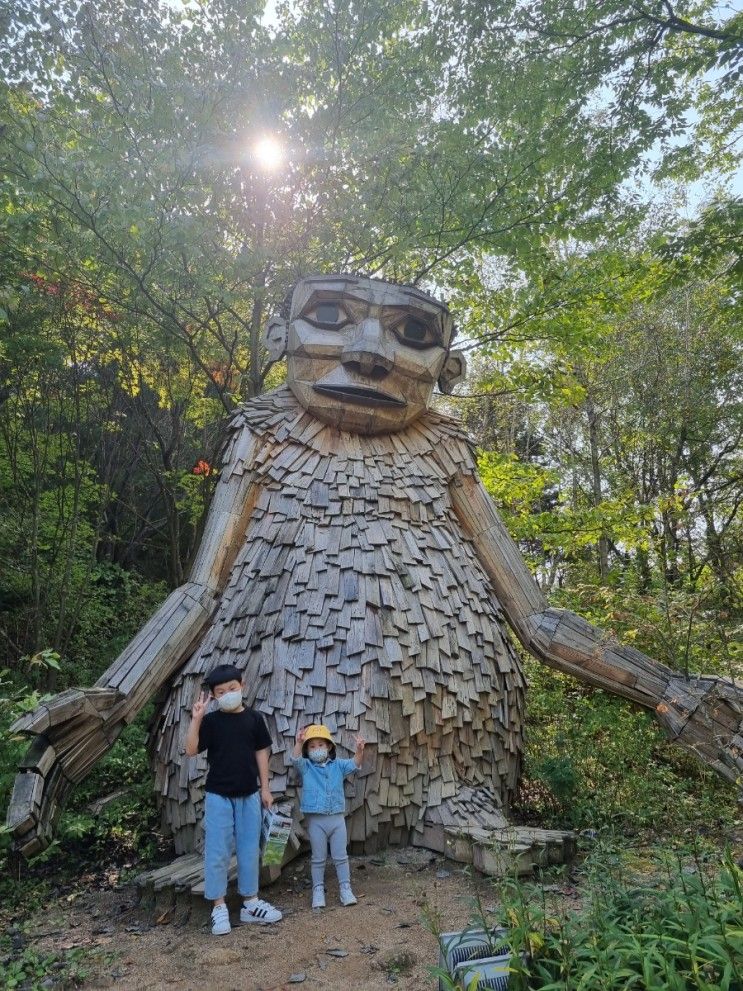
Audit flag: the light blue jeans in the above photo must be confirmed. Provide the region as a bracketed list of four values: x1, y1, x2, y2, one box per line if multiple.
[204, 791, 261, 901]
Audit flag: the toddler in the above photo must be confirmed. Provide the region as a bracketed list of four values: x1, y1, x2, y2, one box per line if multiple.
[292, 724, 366, 908]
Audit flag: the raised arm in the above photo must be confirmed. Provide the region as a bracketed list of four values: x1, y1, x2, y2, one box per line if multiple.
[450, 469, 743, 787]
[7, 419, 261, 855]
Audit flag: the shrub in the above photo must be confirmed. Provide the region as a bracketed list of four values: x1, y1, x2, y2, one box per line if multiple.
[502, 845, 743, 991]
[430, 844, 743, 991]
[518, 657, 738, 835]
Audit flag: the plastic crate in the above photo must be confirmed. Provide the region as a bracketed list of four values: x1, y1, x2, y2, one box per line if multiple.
[438, 927, 510, 990]
[453, 953, 512, 990]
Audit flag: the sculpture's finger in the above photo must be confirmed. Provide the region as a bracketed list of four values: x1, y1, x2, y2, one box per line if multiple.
[10, 688, 121, 736]
[6, 754, 72, 857]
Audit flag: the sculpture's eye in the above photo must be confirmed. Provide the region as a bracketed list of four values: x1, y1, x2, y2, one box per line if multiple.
[303, 301, 349, 330]
[396, 317, 436, 349]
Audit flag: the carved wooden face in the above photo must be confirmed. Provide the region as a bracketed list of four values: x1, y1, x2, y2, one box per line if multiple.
[280, 275, 462, 434]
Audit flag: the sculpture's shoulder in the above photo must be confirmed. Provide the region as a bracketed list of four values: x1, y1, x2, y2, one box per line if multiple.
[227, 385, 302, 438]
[412, 406, 479, 478]
[220, 386, 304, 468]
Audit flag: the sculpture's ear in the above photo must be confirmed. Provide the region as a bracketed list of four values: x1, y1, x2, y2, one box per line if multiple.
[264, 314, 288, 360]
[438, 350, 466, 394]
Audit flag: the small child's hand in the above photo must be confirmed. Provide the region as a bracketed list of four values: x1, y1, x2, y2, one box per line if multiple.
[354, 735, 366, 751]
[192, 690, 209, 721]
[296, 726, 307, 743]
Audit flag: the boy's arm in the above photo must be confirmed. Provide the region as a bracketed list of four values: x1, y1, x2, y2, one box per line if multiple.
[256, 747, 273, 809]
[184, 691, 209, 757]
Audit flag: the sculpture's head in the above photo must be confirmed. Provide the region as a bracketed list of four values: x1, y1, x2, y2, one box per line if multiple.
[264, 274, 466, 434]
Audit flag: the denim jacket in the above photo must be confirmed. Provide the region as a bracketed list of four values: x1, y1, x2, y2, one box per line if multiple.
[292, 755, 358, 814]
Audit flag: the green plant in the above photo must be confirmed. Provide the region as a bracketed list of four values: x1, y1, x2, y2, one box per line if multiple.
[518, 657, 739, 835]
[0, 942, 96, 990]
[60, 707, 161, 861]
[426, 843, 743, 991]
[502, 844, 743, 991]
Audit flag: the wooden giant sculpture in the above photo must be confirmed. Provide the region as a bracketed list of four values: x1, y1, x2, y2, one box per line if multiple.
[8, 275, 743, 864]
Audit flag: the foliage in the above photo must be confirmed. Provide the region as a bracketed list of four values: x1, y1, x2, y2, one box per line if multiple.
[0, 941, 93, 991]
[502, 846, 743, 991]
[466, 235, 742, 611]
[57, 709, 161, 862]
[429, 845, 743, 991]
[518, 657, 739, 833]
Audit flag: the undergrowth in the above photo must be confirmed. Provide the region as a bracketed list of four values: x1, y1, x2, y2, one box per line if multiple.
[517, 657, 739, 836]
[429, 841, 743, 991]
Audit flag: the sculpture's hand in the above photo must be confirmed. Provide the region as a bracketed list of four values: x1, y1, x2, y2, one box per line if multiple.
[6, 686, 124, 856]
[656, 675, 743, 788]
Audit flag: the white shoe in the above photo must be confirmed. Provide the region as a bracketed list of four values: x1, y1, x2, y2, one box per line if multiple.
[312, 885, 326, 909]
[211, 904, 231, 935]
[240, 898, 282, 924]
[339, 884, 357, 906]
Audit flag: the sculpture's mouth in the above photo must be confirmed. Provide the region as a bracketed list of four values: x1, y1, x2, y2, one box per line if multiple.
[313, 384, 406, 407]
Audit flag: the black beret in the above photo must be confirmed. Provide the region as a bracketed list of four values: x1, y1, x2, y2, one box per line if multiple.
[204, 664, 242, 689]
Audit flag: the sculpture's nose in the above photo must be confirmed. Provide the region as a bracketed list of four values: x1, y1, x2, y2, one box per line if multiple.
[341, 318, 395, 379]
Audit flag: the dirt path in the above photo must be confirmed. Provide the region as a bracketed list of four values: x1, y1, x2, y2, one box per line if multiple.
[27, 848, 516, 990]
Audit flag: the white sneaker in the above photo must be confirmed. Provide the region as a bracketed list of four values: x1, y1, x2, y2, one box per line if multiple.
[339, 884, 357, 906]
[312, 885, 326, 909]
[240, 898, 282, 924]
[211, 904, 231, 935]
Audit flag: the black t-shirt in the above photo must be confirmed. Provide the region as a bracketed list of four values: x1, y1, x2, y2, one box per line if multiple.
[197, 708, 272, 797]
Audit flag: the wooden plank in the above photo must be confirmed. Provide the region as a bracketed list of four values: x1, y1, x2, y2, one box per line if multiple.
[7, 772, 43, 833]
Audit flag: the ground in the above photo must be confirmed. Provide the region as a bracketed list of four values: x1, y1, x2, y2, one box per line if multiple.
[22, 848, 546, 991]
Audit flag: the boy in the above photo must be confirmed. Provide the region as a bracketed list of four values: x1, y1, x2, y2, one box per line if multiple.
[185, 663, 282, 935]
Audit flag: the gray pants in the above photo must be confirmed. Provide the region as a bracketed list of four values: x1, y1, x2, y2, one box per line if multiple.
[306, 813, 350, 888]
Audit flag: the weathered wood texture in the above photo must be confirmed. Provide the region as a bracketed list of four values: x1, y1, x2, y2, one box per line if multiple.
[152, 386, 525, 855]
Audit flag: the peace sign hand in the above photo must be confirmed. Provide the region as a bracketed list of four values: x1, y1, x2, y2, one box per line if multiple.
[192, 690, 209, 721]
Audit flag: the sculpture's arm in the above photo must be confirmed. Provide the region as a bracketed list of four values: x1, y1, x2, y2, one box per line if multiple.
[7, 423, 261, 855]
[450, 469, 743, 787]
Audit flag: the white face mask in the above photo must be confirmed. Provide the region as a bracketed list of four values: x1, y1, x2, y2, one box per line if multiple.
[308, 746, 329, 764]
[217, 690, 243, 712]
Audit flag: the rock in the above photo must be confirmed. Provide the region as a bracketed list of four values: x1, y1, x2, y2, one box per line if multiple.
[288, 973, 306, 984]
[326, 948, 349, 957]
[435, 869, 450, 879]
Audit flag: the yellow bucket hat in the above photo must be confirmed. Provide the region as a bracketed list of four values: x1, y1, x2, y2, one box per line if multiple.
[304, 724, 334, 745]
